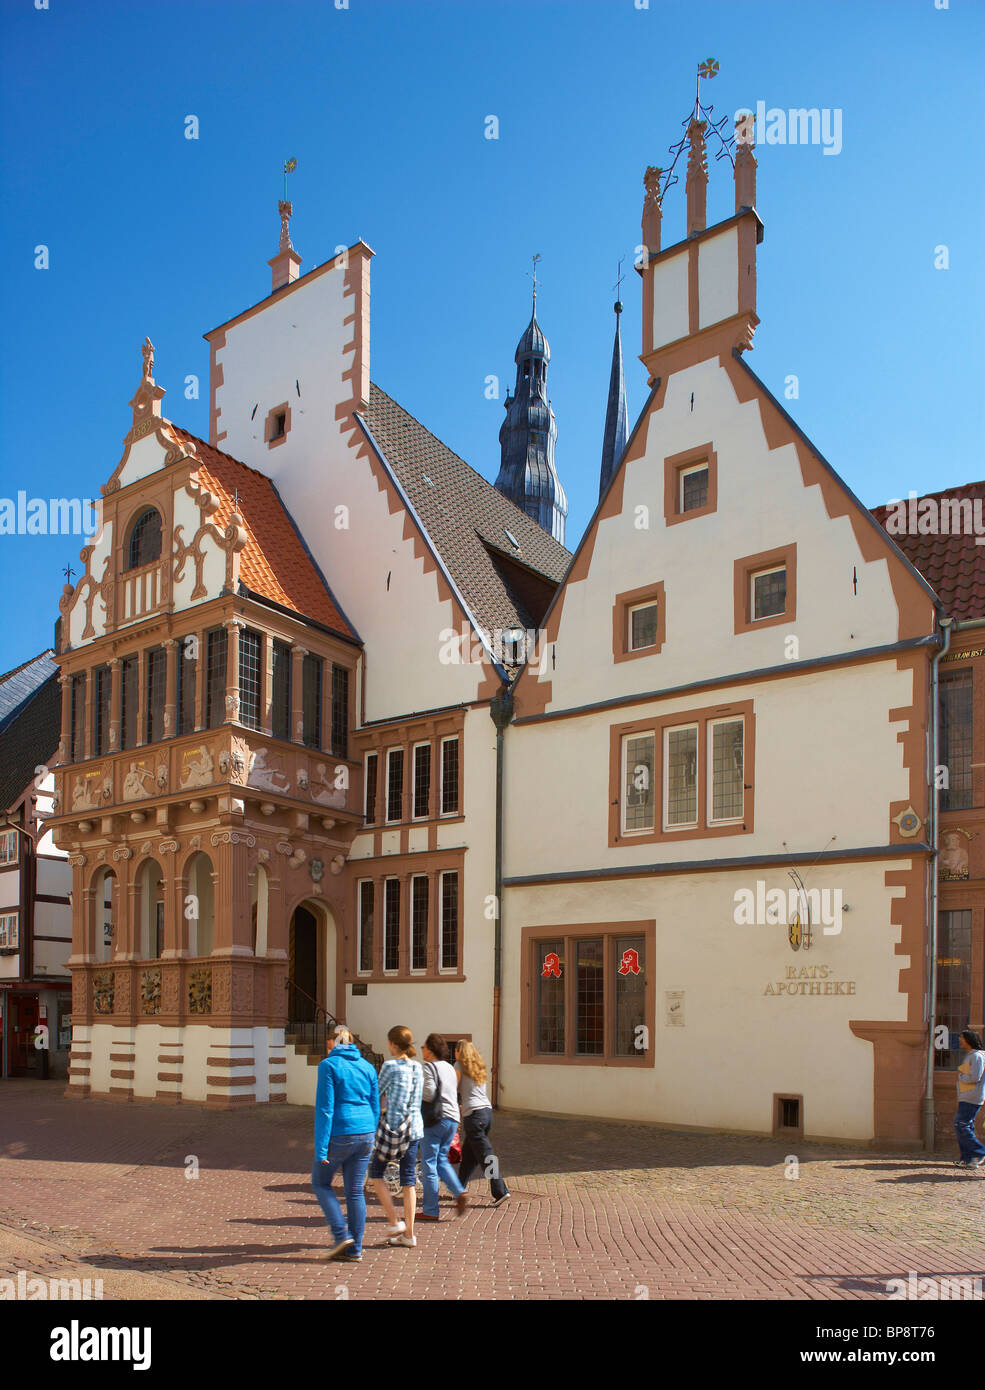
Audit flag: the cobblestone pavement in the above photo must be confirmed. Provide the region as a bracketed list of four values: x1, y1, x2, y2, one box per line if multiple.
[1, 1082, 982, 1301]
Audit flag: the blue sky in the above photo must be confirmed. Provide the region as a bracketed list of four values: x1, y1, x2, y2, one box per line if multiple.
[1, 0, 982, 670]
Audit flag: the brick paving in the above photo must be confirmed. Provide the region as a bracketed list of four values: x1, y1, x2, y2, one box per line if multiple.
[0, 1080, 982, 1301]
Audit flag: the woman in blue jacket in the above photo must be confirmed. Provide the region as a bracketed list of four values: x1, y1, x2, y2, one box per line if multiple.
[312, 1024, 380, 1261]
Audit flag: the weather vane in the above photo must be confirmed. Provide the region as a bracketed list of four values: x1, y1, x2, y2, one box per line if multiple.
[283, 157, 298, 201]
[526, 252, 542, 307]
[695, 56, 720, 115]
[613, 258, 625, 306]
[658, 58, 734, 201]
[63, 564, 76, 585]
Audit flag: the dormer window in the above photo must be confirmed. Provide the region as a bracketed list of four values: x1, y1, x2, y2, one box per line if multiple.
[126, 508, 162, 570]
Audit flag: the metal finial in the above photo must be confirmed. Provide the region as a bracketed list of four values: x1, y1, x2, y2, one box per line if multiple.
[526, 252, 542, 309]
[63, 564, 76, 584]
[613, 258, 625, 313]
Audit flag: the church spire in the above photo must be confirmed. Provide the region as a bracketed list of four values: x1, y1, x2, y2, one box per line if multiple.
[494, 261, 568, 545]
[599, 268, 629, 499]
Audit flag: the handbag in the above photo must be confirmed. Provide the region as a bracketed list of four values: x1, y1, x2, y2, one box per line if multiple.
[421, 1062, 444, 1129]
[448, 1129, 462, 1164]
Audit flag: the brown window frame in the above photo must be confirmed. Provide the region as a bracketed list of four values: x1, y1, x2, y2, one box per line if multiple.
[609, 700, 755, 847]
[663, 444, 718, 526]
[521, 921, 655, 1068]
[351, 858, 465, 982]
[733, 543, 797, 635]
[264, 401, 292, 450]
[612, 581, 667, 664]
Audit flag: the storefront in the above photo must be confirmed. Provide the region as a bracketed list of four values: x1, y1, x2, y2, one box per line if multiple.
[0, 982, 72, 1079]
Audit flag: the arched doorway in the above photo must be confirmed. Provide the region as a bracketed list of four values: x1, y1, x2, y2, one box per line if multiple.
[288, 901, 338, 1024]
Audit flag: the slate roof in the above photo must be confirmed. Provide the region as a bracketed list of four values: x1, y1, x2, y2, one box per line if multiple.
[360, 384, 570, 635]
[0, 651, 60, 810]
[0, 651, 58, 735]
[871, 481, 985, 622]
[172, 430, 359, 642]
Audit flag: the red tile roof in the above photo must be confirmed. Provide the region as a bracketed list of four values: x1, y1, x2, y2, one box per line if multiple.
[172, 429, 358, 641]
[871, 481, 985, 622]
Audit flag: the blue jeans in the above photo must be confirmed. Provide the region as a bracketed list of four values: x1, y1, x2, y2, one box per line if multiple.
[954, 1102, 985, 1163]
[420, 1116, 463, 1217]
[311, 1132, 374, 1255]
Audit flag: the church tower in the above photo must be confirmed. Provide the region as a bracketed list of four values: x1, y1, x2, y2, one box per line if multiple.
[494, 275, 568, 545]
[598, 295, 629, 499]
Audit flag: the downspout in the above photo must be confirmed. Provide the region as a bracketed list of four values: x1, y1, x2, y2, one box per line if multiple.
[489, 681, 514, 1107]
[922, 614, 952, 1150]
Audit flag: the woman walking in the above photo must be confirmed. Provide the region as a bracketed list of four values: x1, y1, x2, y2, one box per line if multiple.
[368, 1025, 424, 1248]
[312, 1024, 380, 1261]
[455, 1040, 509, 1205]
[953, 1029, 985, 1171]
[418, 1033, 466, 1221]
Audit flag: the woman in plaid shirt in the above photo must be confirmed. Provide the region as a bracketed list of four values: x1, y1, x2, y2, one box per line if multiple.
[368, 1025, 424, 1247]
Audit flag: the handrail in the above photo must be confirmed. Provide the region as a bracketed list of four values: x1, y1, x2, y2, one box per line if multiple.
[285, 978, 383, 1070]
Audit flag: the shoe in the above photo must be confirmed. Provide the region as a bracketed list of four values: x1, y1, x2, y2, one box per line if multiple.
[326, 1237, 355, 1260]
[388, 1234, 417, 1247]
[455, 1193, 468, 1217]
[417, 1213, 439, 1222]
[385, 1220, 406, 1237]
[972, 1156, 985, 1168]
[952, 1159, 973, 1168]
[492, 1192, 511, 1206]
[337, 1252, 362, 1262]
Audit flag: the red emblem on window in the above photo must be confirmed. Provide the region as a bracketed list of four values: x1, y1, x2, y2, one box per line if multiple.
[541, 952, 561, 979]
[618, 949, 641, 976]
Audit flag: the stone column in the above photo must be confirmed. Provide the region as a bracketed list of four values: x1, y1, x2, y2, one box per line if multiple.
[66, 854, 90, 964]
[163, 639, 178, 740]
[58, 674, 72, 764]
[108, 657, 122, 752]
[159, 840, 181, 956]
[114, 848, 137, 960]
[290, 645, 307, 744]
[209, 832, 255, 957]
[224, 619, 242, 725]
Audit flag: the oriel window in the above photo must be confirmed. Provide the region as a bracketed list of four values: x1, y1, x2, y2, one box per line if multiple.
[238, 628, 262, 731]
[205, 627, 228, 729]
[331, 664, 349, 758]
[92, 665, 111, 757]
[940, 670, 973, 811]
[121, 655, 139, 750]
[145, 647, 166, 744]
[271, 640, 291, 741]
[177, 636, 197, 736]
[302, 654, 322, 749]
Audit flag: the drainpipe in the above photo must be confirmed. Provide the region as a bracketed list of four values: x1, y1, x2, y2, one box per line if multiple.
[489, 681, 514, 1107]
[923, 614, 952, 1151]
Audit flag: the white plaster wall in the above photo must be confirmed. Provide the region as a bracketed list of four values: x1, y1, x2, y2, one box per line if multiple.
[118, 434, 172, 489]
[500, 859, 909, 1140]
[508, 660, 914, 878]
[88, 1023, 114, 1092]
[181, 1026, 212, 1101]
[286, 1045, 319, 1106]
[170, 485, 228, 611]
[131, 1023, 162, 1098]
[0, 867, 18, 910]
[652, 251, 689, 348]
[212, 263, 352, 485]
[531, 355, 918, 715]
[698, 226, 738, 328]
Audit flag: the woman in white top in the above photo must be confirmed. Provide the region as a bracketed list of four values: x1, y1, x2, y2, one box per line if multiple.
[454, 1040, 509, 1204]
[368, 1025, 424, 1246]
[418, 1033, 466, 1221]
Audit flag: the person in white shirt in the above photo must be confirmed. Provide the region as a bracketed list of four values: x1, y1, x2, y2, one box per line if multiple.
[454, 1040, 509, 1205]
[418, 1033, 466, 1221]
[953, 1028, 985, 1170]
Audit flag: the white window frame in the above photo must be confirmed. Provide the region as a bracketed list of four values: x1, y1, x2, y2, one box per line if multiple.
[410, 873, 429, 975]
[0, 829, 18, 866]
[438, 869, 459, 973]
[627, 601, 659, 653]
[679, 462, 709, 513]
[385, 747, 403, 824]
[707, 717, 745, 826]
[439, 736, 460, 818]
[412, 741, 431, 821]
[662, 723, 699, 831]
[750, 564, 787, 621]
[0, 911, 19, 949]
[383, 876, 400, 975]
[357, 879, 374, 976]
[621, 732, 655, 836]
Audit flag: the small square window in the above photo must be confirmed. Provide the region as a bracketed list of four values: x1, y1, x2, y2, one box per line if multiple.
[752, 566, 786, 620]
[272, 412, 286, 439]
[629, 603, 658, 652]
[680, 464, 709, 513]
